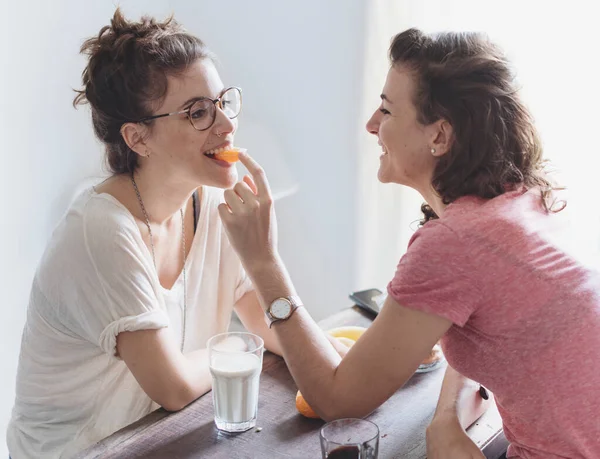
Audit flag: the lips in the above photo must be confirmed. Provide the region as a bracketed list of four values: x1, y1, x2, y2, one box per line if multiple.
[203, 143, 232, 158]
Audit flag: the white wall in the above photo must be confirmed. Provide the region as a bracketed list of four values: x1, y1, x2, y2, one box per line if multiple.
[0, 0, 367, 454]
[171, 0, 367, 320]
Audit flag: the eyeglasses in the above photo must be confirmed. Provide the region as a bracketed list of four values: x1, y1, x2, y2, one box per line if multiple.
[135, 86, 242, 131]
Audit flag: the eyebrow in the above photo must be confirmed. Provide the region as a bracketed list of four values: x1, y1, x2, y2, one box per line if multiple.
[178, 96, 206, 110]
[178, 88, 227, 110]
[380, 94, 393, 103]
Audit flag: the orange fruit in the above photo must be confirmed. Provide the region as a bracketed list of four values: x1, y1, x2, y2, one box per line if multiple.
[295, 390, 320, 419]
[335, 337, 356, 348]
[214, 148, 241, 163]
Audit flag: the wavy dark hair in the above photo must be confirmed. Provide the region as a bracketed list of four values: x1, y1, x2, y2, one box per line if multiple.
[389, 28, 564, 225]
[73, 8, 213, 174]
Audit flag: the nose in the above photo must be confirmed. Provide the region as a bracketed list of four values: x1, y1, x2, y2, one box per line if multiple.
[212, 106, 237, 137]
[366, 109, 380, 136]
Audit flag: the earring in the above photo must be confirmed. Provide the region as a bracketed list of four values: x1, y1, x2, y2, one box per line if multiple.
[216, 131, 223, 138]
[430, 148, 436, 154]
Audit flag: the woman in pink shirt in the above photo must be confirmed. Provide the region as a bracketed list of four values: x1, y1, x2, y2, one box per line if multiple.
[218, 29, 600, 458]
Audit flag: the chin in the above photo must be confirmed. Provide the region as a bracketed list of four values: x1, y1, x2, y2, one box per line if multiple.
[377, 167, 392, 184]
[206, 169, 239, 189]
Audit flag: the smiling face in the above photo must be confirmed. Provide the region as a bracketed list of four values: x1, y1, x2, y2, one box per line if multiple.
[365, 65, 442, 191]
[130, 58, 240, 189]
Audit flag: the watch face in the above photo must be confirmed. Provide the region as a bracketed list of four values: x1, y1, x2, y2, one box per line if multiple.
[271, 299, 292, 319]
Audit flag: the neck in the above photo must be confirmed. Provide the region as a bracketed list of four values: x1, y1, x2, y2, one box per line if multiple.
[417, 183, 447, 218]
[131, 163, 196, 224]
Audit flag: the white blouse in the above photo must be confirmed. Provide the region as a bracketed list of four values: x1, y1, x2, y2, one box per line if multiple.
[7, 186, 253, 459]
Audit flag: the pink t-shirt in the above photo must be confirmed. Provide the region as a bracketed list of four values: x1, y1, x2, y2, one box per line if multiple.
[388, 188, 600, 458]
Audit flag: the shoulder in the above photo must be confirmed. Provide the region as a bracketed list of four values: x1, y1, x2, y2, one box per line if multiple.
[46, 189, 143, 267]
[80, 190, 140, 244]
[440, 188, 548, 247]
[406, 219, 460, 253]
[34, 190, 141, 298]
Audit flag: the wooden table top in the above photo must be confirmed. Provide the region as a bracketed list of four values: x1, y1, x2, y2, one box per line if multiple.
[77, 307, 505, 459]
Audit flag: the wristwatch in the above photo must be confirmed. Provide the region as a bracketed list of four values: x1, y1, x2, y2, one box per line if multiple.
[265, 295, 304, 328]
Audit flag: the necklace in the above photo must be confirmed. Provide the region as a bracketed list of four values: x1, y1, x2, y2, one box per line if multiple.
[131, 174, 187, 352]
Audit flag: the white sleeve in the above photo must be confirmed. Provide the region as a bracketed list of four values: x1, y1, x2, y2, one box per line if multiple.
[234, 264, 255, 303]
[81, 198, 170, 357]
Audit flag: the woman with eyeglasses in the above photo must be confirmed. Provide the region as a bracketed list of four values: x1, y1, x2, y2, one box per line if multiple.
[6, 9, 300, 459]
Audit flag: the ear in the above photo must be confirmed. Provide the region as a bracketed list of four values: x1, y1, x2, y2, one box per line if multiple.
[429, 119, 453, 157]
[120, 123, 150, 157]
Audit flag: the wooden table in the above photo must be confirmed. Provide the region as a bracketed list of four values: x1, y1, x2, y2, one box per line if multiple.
[77, 307, 506, 459]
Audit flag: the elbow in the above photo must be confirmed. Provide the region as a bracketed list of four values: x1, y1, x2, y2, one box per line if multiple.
[156, 385, 199, 412]
[161, 397, 190, 412]
[160, 393, 192, 412]
[315, 395, 372, 422]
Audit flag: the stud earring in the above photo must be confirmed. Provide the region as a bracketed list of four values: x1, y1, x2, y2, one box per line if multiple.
[430, 148, 436, 154]
[216, 131, 223, 138]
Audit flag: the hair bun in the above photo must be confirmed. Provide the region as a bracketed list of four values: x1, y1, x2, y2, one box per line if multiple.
[72, 8, 211, 175]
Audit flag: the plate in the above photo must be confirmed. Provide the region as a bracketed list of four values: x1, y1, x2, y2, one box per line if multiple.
[415, 355, 446, 373]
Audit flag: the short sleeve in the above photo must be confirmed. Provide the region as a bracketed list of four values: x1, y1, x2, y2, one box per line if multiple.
[234, 264, 255, 303]
[387, 221, 482, 326]
[81, 197, 170, 356]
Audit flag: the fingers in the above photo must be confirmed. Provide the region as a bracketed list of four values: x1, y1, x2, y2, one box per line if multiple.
[222, 181, 258, 216]
[234, 180, 255, 202]
[218, 202, 232, 220]
[243, 175, 258, 195]
[237, 151, 272, 198]
[223, 189, 244, 213]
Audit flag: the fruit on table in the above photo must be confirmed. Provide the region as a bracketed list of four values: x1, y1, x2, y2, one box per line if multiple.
[295, 391, 320, 419]
[295, 327, 367, 419]
[326, 325, 367, 342]
[420, 343, 443, 365]
[294, 326, 443, 418]
[335, 336, 356, 348]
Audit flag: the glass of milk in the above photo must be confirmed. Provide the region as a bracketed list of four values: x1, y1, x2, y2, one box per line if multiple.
[207, 332, 264, 432]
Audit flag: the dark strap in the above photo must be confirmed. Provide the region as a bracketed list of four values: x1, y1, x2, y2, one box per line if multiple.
[192, 189, 199, 234]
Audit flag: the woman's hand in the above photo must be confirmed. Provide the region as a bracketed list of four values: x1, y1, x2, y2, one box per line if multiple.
[426, 416, 485, 459]
[218, 152, 279, 274]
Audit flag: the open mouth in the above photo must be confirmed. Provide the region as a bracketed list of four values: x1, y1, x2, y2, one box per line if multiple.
[203, 145, 231, 159]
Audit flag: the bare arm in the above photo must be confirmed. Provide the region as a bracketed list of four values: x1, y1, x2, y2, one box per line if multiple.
[234, 290, 352, 359]
[218, 153, 452, 420]
[245, 260, 452, 420]
[425, 366, 491, 459]
[117, 327, 212, 412]
[431, 366, 491, 429]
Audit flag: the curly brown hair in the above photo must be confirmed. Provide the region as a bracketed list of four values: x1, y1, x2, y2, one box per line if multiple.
[73, 8, 213, 174]
[389, 28, 564, 225]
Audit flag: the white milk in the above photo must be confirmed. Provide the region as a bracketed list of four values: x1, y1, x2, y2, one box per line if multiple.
[210, 352, 262, 429]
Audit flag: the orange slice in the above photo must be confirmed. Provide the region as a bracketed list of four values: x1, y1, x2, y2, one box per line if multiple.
[214, 147, 245, 163]
[295, 391, 320, 419]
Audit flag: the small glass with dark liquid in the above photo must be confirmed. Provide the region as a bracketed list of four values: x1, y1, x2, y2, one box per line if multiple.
[319, 418, 379, 459]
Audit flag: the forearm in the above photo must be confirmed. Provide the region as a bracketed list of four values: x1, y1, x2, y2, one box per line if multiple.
[118, 328, 214, 412]
[431, 365, 490, 429]
[155, 348, 213, 411]
[175, 349, 213, 408]
[249, 258, 344, 419]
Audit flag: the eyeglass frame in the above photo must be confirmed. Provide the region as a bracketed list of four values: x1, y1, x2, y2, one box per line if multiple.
[133, 86, 242, 131]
